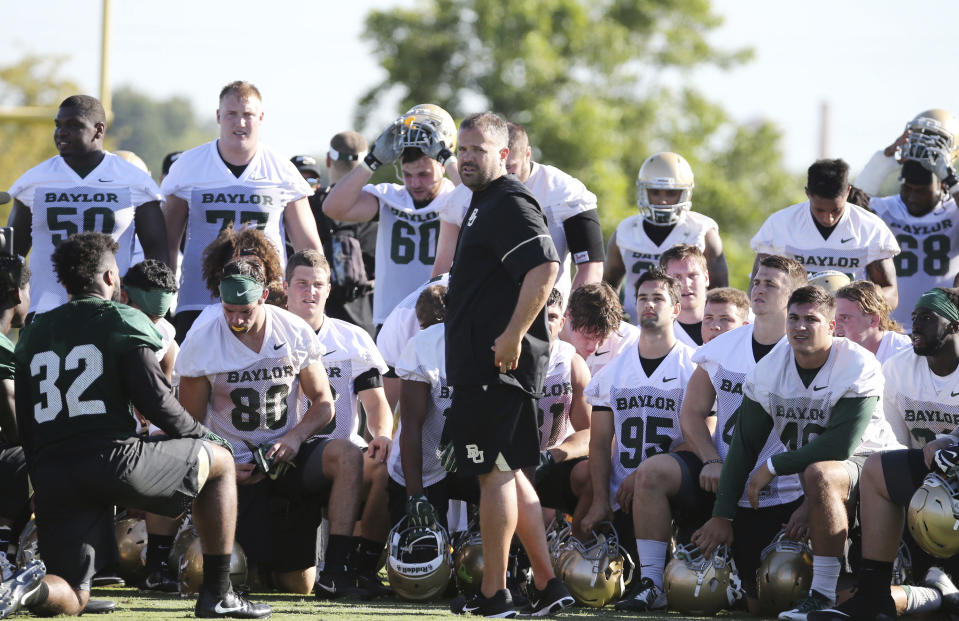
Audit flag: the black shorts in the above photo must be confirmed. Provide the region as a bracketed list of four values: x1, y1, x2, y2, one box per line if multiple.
[881, 449, 929, 506]
[535, 457, 585, 513]
[173, 310, 202, 344]
[386, 474, 480, 530]
[31, 435, 206, 590]
[668, 451, 714, 539]
[235, 437, 329, 573]
[0, 442, 29, 523]
[445, 384, 540, 475]
[731, 497, 804, 598]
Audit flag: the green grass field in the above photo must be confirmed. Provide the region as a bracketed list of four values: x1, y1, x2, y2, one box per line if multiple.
[4, 586, 759, 620]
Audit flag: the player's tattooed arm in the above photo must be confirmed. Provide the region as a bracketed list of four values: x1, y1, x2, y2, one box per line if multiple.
[398, 378, 430, 496]
[283, 197, 323, 253]
[7, 200, 32, 257]
[134, 201, 170, 266]
[603, 231, 625, 292]
[866, 258, 898, 311]
[704, 228, 729, 288]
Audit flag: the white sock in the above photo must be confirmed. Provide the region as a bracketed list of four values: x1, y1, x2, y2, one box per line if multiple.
[903, 585, 942, 614]
[636, 539, 668, 589]
[809, 556, 841, 603]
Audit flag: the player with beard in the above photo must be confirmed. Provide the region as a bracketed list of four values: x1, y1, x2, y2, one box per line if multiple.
[581, 267, 698, 603]
[810, 288, 959, 621]
[323, 104, 459, 332]
[7, 95, 168, 320]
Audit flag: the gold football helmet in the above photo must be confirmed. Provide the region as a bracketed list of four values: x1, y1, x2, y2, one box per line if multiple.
[397, 104, 457, 156]
[179, 536, 248, 595]
[553, 522, 634, 608]
[908, 472, 959, 559]
[115, 517, 148, 581]
[168, 524, 200, 571]
[807, 270, 851, 295]
[453, 530, 484, 596]
[546, 514, 573, 574]
[901, 109, 959, 165]
[386, 517, 452, 601]
[637, 152, 695, 226]
[756, 530, 813, 615]
[664, 543, 743, 615]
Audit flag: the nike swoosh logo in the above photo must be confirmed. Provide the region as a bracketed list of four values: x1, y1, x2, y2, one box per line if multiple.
[951, 391, 959, 397]
[316, 582, 336, 594]
[250, 175, 267, 181]
[593, 351, 609, 357]
[840, 237, 854, 243]
[813, 385, 828, 391]
[98, 178, 113, 182]
[323, 350, 337, 356]
[213, 601, 244, 614]
[273, 343, 285, 350]
[235, 287, 257, 296]
[663, 377, 676, 382]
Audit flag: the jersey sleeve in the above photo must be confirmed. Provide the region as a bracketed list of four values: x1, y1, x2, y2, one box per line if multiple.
[863, 211, 901, 264]
[110, 305, 164, 354]
[350, 328, 389, 379]
[395, 336, 431, 384]
[127, 166, 163, 206]
[583, 364, 613, 408]
[881, 359, 911, 447]
[492, 195, 560, 282]
[856, 150, 900, 196]
[840, 349, 884, 402]
[750, 212, 785, 255]
[376, 305, 419, 368]
[438, 184, 471, 225]
[159, 150, 194, 200]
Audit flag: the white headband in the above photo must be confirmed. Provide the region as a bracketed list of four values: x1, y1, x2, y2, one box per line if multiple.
[329, 147, 366, 162]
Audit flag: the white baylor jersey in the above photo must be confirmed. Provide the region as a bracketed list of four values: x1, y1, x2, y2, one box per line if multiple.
[388, 323, 452, 489]
[584, 323, 640, 377]
[10, 153, 161, 313]
[160, 141, 312, 312]
[440, 163, 598, 303]
[376, 273, 449, 368]
[585, 341, 697, 510]
[876, 330, 911, 364]
[311, 317, 388, 446]
[615, 211, 717, 323]
[364, 179, 454, 325]
[693, 325, 785, 462]
[175, 304, 324, 463]
[751, 201, 900, 282]
[883, 348, 959, 449]
[870, 194, 959, 327]
[539, 340, 577, 451]
[742, 337, 887, 509]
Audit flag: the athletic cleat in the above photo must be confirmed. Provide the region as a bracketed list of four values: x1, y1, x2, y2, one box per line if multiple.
[195, 588, 271, 619]
[779, 590, 834, 621]
[614, 576, 667, 611]
[451, 588, 517, 617]
[81, 599, 117, 614]
[140, 568, 179, 593]
[806, 590, 895, 621]
[519, 577, 575, 617]
[356, 570, 392, 598]
[0, 560, 46, 620]
[91, 565, 124, 587]
[314, 569, 372, 600]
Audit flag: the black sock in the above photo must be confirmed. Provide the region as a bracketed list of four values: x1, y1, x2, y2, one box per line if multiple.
[202, 554, 232, 597]
[857, 558, 894, 597]
[354, 538, 384, 573]
[325, 535, 353, 574]
[23, 581, 49, 608]
[145, 534, 175, 571]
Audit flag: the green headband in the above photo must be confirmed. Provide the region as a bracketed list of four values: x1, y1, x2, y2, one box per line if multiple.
[219, 274, 265, 305]
[915, 288, 959, 323]
[123, 285, 175, 318]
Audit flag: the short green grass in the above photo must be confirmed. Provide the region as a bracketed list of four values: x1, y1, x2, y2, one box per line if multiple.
[5, 587, 761, 620]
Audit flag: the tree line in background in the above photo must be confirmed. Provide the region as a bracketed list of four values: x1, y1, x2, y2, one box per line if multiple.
[0, 0, 806, 289]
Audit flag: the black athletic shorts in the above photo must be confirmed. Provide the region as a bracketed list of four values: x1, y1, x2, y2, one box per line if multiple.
[173, 310, 202, 345]
[535, 457, 585, 513]
[386, 474, 480, 530]
[731, 497, 804, 598]
[235, 436, 330, 573]
[445, 384, 540, 475]
[31, 435, 207, 590]
[0, 442, 29, 522]
[882, 449, 929, 506]
[668, 451, 715, 539]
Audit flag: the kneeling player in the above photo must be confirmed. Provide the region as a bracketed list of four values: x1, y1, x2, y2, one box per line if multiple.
[177, 258, 366, 597]
[560, 282, 638, 376]
[8, 233, 268, 619]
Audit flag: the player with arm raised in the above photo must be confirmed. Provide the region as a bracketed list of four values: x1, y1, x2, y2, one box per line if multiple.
[162, 81, 321, 342]
[7, 95, 168, 319]
[605, 152, 727, 324]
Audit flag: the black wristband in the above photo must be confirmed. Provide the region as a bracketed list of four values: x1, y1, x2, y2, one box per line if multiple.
[363, 152, 382, 171]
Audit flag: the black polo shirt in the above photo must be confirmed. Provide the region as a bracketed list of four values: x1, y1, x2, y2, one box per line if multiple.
[445, 174, 560, 394]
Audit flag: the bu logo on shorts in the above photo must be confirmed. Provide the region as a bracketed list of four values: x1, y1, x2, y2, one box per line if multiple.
[466, 444, 485, 463]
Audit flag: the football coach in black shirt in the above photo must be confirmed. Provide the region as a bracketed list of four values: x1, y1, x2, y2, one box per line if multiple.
[444, 112, 573, 617]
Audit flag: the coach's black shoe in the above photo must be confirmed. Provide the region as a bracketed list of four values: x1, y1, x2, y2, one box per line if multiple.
[314, 569, 371, 600]
[140, 567, 179, 593]
[356, 569, 392, 598]
[806, 590, 895, 621]
[0, 559, 46, 619]
[91, 564, 125, 587]
[195, 588, 271, 619]
[82, 599, 117, 614]
[451, 588, 517, 617]
[519, 578, 574, 617]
